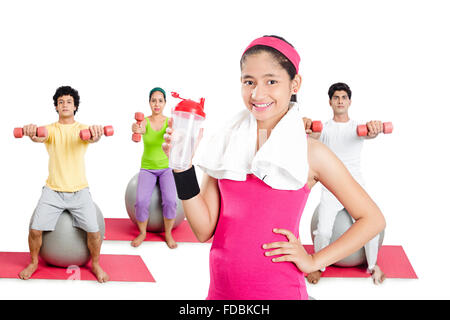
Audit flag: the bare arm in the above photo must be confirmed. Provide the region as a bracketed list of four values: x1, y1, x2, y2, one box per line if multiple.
[308, 132, 321, 140]
[264, 138, 385, 273]
[307, 138, 386, 271]
[180, 172, 221, 242]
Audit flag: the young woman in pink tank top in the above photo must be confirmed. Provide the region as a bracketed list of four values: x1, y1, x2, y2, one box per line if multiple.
[163, 36, 386, 300]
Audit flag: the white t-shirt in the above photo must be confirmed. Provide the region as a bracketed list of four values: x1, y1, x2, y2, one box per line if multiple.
[319, 119, 365, 208]
[319, 119, 364, 183]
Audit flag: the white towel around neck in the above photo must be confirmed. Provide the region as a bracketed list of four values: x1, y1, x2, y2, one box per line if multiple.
[193, 103, 309, 190]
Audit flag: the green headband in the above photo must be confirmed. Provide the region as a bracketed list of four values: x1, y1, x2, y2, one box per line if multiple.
[149, 87, 166, 100]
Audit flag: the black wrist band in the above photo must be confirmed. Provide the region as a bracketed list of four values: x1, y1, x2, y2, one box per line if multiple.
[172, 165, 200, 200]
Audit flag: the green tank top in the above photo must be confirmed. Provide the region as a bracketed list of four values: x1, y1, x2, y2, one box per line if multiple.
[141, 117, 169, 169]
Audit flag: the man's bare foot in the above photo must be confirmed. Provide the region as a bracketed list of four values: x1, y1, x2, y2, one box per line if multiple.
[369, 265, 385, 285]
[91, 263, 109, 283]
[19, 262, 38, 280]
[131, 232, 147, 247]
[306, 270, 322, 284]
[165, 233, 177, 249]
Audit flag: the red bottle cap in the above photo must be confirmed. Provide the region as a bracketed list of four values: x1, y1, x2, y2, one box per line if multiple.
[171, 92, 206, 118]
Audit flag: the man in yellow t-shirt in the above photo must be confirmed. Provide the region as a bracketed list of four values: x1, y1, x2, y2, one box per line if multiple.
[19, 86, 109, 283]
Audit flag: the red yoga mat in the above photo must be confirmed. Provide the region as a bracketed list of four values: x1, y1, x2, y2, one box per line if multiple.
[104, 218, 212, 243]
[0, 252, 155, 282]
[303, 245, 417, 279]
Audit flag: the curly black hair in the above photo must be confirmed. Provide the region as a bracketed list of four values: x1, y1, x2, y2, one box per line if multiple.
[53, 86, 80, 115]
[240, 35, 298, 102]
[328, 82, 352, 100]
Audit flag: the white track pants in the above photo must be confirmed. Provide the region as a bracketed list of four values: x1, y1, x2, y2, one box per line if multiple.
[313, 189, 380, 272]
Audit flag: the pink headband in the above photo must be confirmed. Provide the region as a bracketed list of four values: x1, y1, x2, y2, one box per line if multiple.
[243, 36, 301, 73]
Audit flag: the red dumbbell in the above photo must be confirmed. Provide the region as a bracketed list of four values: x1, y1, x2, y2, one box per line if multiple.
[132, 112, 145, 142]
[13, 126, 48, 139]
[357, 122, 393, 136]
[311, 121, 323, 132]
[79, 126, 114, 141]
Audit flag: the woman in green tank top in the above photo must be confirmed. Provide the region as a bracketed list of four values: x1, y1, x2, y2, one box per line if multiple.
[131, 87, 178, 248]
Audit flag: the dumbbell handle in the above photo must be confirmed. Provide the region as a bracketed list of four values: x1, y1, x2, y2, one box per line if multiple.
[132, 112, 145, 142]
[79, 125, 114, 141]
[13, 126, 48, 139]
[357, 122, 393, 136]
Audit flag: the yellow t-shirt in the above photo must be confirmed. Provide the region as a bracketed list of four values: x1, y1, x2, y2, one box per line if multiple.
[44, 122, 89, 192]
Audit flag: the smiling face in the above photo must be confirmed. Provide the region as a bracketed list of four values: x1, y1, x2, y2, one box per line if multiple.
[241, 51, 301, 130]
[55, 95, 77, 119]
[149, 91, 166, 115]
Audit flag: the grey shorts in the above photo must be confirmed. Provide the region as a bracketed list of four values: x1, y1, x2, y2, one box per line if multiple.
[30, 186, 99, 233]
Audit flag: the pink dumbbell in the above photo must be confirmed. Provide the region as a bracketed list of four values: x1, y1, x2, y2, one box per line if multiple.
[79, 126, 114, 141]
[311, 120, 323, 132]
[13, 126, 48, 139]
[357, 122, 393, 136]
[132, 112, 145, 142]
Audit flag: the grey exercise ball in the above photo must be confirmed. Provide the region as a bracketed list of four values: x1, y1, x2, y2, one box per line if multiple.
[125, 173, 185, 233]
[39, 203, 105, 268]
[310, 206, 384, 267]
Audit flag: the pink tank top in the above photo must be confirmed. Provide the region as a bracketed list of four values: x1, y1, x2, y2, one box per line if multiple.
[207, 174, 311, 300]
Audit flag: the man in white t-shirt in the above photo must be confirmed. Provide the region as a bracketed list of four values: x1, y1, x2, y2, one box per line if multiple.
[307, 82, 386, 285]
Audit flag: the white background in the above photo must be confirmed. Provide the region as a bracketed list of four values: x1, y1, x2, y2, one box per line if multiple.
[0, 0, 449, 300]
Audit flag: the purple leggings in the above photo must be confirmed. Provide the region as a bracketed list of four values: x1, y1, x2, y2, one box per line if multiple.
[135, 168, 177, 222]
